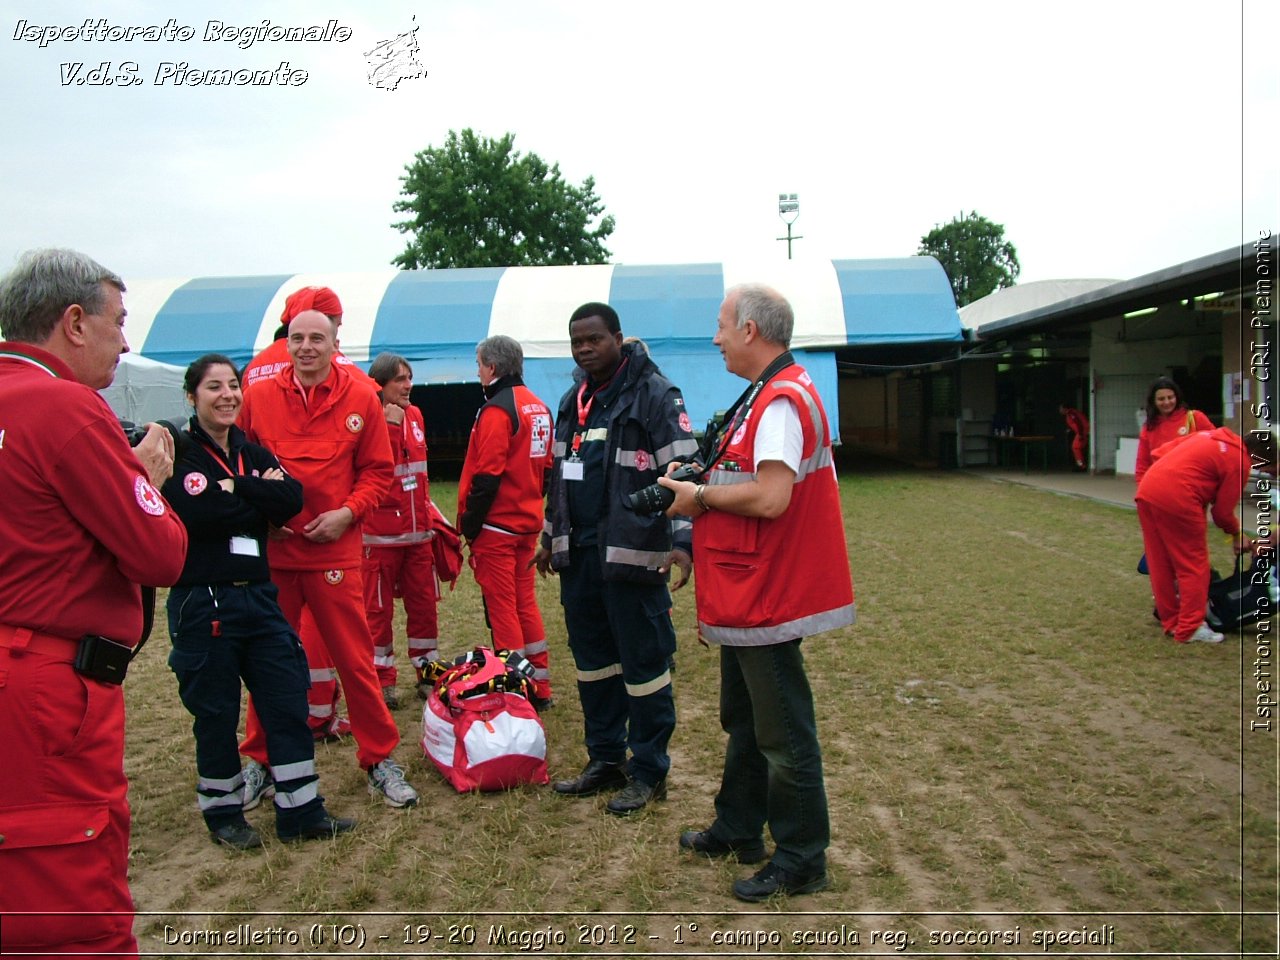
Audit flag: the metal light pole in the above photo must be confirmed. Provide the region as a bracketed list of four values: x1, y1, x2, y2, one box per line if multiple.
[776, 193, 802, 259]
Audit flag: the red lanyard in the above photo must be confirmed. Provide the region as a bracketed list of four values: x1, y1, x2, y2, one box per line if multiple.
[572, 380, 595, 455]
[197, 438, 243, 479]
[572, 361, 626, 456]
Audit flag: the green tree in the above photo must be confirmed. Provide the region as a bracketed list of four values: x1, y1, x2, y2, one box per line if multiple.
[392, 129, 615, 269]
[917, 210, 1020, 306]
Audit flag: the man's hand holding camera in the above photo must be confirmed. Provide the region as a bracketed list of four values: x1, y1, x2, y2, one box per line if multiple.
[131, 422, 175, 487]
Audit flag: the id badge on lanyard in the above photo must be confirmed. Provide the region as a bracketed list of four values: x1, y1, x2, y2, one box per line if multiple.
[565, 379, 598, 482]
[201, 438, 258, 557]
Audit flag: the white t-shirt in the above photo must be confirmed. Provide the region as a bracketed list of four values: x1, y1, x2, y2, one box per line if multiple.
[753, 396, 803, 473]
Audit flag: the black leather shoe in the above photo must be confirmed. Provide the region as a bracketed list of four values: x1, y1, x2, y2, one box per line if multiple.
[278, 813, 358, 843]
[552, 760, 628, 797]
[606, 778, 666, 815]
[530, 695, 554, 713]
[732, 861, 829, 902]
[209, 821, 263, 851]
[679, 828, 766, 863]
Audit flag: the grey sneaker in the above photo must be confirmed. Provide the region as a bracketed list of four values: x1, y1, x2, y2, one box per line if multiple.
[367, 758, 418, 808]
[241, 760, 274, 811]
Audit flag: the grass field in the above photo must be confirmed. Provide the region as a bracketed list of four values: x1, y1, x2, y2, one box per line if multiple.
[121, 463, 1277, 957]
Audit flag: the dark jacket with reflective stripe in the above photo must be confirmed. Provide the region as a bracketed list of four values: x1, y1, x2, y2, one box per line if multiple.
[542, 341, 698, 584]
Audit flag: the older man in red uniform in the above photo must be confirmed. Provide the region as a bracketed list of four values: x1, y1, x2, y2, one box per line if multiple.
[238, 310, 418, 807]
[458, 335, 555, 705]
[0, 248, 188, 956]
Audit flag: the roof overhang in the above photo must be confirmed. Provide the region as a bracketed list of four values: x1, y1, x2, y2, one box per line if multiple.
[975, 243, 1266, 340]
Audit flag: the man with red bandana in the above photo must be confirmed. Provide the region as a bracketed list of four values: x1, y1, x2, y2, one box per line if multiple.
[0, 248, 187, 956]
[243, 284, 373, 743]
[238, 310, 419, 807]
[243, 285, 374, 392]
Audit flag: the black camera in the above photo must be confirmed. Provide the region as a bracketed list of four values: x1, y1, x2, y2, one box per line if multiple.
[120, 417, 187, 450]
[627, 461, 702, 516]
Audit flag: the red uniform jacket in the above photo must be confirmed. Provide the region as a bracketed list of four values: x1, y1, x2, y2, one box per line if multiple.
[0, 343, 187, 644]
[457, 378, 553, 538]
[1062, 407, 1089, 437]
[238, 361, 394, 570]
[1134, 406, 1213, 484]
[364, 404, 433, 546]
[694, 363, 855, 646]
[242, 337, 376, 392]
[1136, 426, 1248, 535]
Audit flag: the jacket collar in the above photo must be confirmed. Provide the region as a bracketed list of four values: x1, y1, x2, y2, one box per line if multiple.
[483, 372, 524, 400]
[0, 340, 78, 381]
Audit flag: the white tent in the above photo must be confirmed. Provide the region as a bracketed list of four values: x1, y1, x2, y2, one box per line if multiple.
[99, 353, 189, 425]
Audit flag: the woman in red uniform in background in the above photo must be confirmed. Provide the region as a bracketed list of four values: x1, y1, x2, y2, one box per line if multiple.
[1134, 377, 1213, 485]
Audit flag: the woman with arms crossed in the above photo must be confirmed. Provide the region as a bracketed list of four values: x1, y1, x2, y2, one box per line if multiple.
[162, 354, 354, 849]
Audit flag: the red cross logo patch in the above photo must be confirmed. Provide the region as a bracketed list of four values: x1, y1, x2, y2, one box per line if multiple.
[135, 476, 166, 516]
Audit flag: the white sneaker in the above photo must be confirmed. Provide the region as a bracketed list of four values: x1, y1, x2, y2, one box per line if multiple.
[241, 759, 274, 811]
[1188, 623, 1224, 644]
[368, 759, 418, 808]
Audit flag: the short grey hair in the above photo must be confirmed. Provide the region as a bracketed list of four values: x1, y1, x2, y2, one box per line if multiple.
[0, 248, 125, 344]
[477, 334, 523, 378]
[368, 351, 410, 387]
[728, 283, 793, 348]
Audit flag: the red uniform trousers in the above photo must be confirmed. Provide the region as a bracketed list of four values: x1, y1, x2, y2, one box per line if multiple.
[242, 568, 399, 770]
[242, 605, 337, 738]
[362, 543, 440, 686]
[1136, 499, 1210, 641]
[0, 627, 137, 957]
[468, 529, 551, 699]
[1070, 433, 1087, 469]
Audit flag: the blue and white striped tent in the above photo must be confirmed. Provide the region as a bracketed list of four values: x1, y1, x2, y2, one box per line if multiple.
[123, 258, 961, 438]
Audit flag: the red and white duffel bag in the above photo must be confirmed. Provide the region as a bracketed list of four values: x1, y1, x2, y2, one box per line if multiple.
[421, 646, 549, 792]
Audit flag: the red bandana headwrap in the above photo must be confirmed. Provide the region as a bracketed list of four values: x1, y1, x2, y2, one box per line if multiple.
[281, 286, 343, 325]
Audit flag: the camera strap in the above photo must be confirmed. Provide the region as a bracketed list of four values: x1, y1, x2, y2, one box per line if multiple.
[699, 350, 795, 472]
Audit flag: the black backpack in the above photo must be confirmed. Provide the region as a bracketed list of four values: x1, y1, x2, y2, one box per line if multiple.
[1206, 553, 1276, 632]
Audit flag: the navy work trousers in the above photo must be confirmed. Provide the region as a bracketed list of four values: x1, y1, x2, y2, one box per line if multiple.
[167, 580, 322, 833]
[559, 546, 676, 786]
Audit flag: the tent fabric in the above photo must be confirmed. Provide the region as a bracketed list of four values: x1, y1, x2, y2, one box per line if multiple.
[98, 353, 189, 426]
[122, 258, 960, 444]
[128, 258, 960, 368]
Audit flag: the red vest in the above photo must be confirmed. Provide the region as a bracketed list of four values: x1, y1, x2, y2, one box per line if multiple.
[458, 384, 554, 536]
[693, 363, 855, 645]
[364, 404, 432, 545]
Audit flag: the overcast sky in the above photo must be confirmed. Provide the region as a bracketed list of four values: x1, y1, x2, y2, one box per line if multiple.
[1, 0, 1275, 288]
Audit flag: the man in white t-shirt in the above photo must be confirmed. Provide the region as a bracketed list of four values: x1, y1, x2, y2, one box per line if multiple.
[659, 283, 855, 902]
